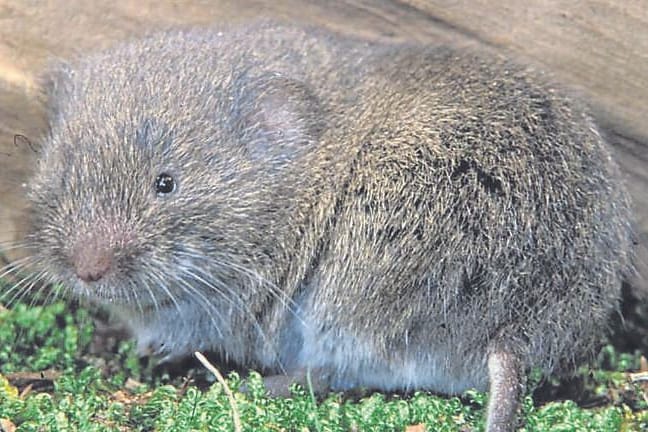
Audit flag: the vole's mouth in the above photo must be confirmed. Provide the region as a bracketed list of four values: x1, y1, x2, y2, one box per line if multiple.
[71, 278, 175, 312]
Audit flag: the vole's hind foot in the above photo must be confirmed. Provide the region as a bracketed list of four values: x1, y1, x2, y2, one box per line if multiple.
[244, 367, 332, 398]
[485, 339, 526, 432]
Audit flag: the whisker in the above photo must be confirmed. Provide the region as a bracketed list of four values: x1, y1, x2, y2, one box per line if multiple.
[0, 240, 30, 251]
[126, 277, 146, 318]
[178, 277, 227, 341]
[135, 272, 162, 315]
[178, 248, 302, 318]
[25, 273, 58, 308]
[140, 262, 183, 318]
[0, 263, 38, 305]
[40, 280, 63, 307]
[185, 258, 293, 352]
[213, 255, 306, 327]
[173, 267, 233, 340]
[3, 269, 48, 307]
[177, 259, 246, 312]
[0, 255, 36, 281]
[181, 263, 286, 374]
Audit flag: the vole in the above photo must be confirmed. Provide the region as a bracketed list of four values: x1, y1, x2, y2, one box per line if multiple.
[19, 21, 635, 431]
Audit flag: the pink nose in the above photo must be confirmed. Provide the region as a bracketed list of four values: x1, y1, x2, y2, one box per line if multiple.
[72, 238, 113, 282]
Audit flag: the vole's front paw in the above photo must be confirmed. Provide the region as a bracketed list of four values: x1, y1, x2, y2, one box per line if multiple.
[89, 317, 130, 356]
[135, 335, 186, 364]
[248, 367, 333, 397]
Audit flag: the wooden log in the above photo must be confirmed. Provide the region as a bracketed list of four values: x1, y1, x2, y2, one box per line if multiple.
[0, 0, 646, 257]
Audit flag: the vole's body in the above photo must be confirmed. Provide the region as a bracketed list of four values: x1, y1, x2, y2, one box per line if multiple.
[27, 22, 633, 431]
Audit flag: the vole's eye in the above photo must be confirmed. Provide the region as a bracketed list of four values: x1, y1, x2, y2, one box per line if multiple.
[155, 173, 176, 195]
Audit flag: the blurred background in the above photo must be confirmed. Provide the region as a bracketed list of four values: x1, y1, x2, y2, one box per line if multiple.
[0, 0, 646, 350]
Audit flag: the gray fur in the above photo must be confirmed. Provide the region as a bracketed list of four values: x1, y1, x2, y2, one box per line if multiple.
[25, 21, 633, 431]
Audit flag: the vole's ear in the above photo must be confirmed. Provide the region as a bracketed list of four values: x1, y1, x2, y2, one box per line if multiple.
[37, 60, 74, 118]
[234, 74, 324, 167]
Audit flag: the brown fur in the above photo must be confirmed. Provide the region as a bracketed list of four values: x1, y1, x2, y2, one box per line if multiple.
[20, 21, 634, 431]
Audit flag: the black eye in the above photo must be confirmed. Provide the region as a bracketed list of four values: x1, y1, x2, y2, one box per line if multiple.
[155, 173, 176, 195]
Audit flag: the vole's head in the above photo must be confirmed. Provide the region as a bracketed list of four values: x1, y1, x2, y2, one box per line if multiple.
[26, 30, 323, 311]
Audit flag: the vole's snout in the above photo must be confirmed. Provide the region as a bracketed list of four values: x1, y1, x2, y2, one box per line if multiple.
[72, 236, 114, 282]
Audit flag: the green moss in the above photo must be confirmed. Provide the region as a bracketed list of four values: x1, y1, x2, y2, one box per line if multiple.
[0, 301, 646, 431]
[0, 302, 93, 373]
